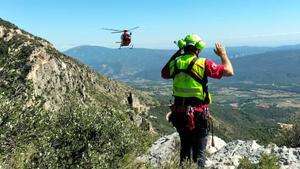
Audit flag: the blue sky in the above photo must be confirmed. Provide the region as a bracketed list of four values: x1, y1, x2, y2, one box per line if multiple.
[1, 0, 300, 50]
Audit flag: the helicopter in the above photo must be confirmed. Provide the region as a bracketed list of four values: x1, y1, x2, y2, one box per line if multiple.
[102, 27, 139, 49]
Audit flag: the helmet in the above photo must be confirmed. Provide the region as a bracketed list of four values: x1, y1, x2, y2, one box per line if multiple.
[177, 34, 205, 50]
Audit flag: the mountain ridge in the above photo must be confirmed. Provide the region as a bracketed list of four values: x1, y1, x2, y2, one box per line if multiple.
[1, 18, 157, 111]
[64, 44, 300, 84]
[65, 43, 300, 53]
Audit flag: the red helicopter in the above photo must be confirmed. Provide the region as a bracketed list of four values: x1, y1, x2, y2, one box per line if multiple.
[102, 27, 139, 49]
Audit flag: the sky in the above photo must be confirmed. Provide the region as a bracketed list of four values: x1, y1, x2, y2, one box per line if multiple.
[1, 0, 300, 51]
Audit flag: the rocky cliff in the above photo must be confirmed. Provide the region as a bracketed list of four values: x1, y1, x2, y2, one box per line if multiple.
[1, 19, 157, 111]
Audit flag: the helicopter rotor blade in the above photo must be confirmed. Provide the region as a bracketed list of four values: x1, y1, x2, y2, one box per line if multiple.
[102, 28, 123, 32]
[128, 26, 139, 31]
[111, 31, 124, 34]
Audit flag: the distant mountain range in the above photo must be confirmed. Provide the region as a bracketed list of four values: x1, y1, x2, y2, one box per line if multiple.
[65, 44, 300, 84]
[228, 49, 300, 84]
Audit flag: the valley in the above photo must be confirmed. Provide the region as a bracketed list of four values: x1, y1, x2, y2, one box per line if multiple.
[65, 44, 300, 143]
[114, 78, 300, 143]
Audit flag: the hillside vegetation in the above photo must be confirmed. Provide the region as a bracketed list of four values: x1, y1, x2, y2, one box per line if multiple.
[0, 18, 158, 168]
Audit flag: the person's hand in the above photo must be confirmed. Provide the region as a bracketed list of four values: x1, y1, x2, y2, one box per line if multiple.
[214, 43, 234, 76]
[214, 43, 227, 58]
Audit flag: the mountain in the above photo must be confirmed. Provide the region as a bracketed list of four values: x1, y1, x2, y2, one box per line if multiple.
[64, 45, 274, 81]
[64, 46, 174, 81]
[0, 18, 158, 168]
[226, 49, 300, 84]
[64, 45, 300, 84]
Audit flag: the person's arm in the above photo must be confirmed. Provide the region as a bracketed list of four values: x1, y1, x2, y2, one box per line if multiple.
[213, 43, 234, 76]
[161, 49, 182, 79]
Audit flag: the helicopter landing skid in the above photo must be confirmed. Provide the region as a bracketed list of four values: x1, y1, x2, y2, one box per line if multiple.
[118, 44, 134, 49]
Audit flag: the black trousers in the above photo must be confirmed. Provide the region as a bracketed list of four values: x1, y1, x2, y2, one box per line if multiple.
[177, 127, 208, 168]
[172, 111, 209, 168]
[171, 97, 209, 168]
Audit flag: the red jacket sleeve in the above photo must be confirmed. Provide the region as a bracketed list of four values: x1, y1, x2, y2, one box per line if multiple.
[205, 59, 224, 79]
[161, 64, 171, 79]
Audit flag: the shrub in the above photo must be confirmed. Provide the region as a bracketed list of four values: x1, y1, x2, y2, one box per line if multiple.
[274, 125, 300, 148]
[238, 150, 279, 169]
[238, 156, 256, 169]
[258, 151, 280, 169]
[0, 99, 153, 168]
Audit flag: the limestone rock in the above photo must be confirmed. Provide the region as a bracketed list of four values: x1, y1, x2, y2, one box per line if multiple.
[136, 133, 226, 167]
[136, 132, 179, 167]
[208, 140, 300, 169]
[141, 133, 300, 169]
[0, 26, 4, 38]
[207, 135, 227, 154]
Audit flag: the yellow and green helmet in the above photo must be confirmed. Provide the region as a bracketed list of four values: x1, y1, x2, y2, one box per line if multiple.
[177, 34, 206, 50]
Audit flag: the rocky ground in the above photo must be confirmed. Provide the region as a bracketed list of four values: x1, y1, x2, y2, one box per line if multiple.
[138, 132, 300, 169]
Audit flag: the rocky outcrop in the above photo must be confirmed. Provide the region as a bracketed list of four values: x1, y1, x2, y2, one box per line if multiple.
[136, 133, 179, 167]
[207, 140, 300, 169]
[206, 135, 227, 154]
[0, 26, 5, 38]
[127, 92, 150, 113]
[136, 133, 227, 167]
[140, 132, 300, 169]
